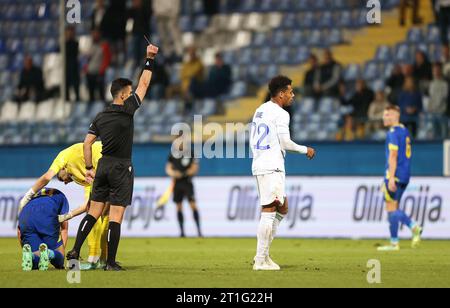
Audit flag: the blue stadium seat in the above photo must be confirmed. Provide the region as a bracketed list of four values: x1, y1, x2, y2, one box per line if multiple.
[363, 61, 380, 81]
[43, 37, 58, 52]
[252, 32, 270, 47]
[426, 26, 441, 44]
[193, 15, 209, 32]
[257, 0, 274, 12]
[407, 28, 424, 44]
[318, 97, 339, 114]
[280, 13, 298, 29]
[179, 16, 192, 33]
[240, 0, 257, 13]
[289, 30, 305, 47]
[297, 97, 316, 115]
[277, 0, 294, 12]
[394, 43, 413, 63]
[228, 81, 247, 99]
[299, 12, 314, 29]
[257, 47, 272, 65]
[307, 30, 322, 47]
[428, 44, 442, 63]
[272, 30, 286, 46]
[222, 51, 235, 66]
[336, 10, 354, 28]
[238, 48, 253, 65]
[275, 47, 290, 65]
[289, 46, 310, 64]
[311, 0, 327, 11]
[327, 29, 343, 45]
[370, 79, 386, 92]
[0, 55, 8, 70]
[383, 62, 395, 79]
[318, 11, 334, 29]
[343, 64, 361, 82]
[375, 45, 392, 63]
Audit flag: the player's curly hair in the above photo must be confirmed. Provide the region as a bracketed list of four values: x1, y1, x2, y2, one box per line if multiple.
[269, 75, 292, 98]
[111, 78, 133, 99]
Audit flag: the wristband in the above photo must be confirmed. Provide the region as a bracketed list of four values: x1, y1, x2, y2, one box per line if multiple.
[144, 58, 154, 71]
[86, 166, 94, 170]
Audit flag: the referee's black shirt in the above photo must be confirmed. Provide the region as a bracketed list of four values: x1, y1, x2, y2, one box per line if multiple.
[88, 94, 141, 159]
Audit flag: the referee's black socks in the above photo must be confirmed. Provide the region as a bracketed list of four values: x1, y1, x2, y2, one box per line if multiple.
[73, 214, 97, 253]
[107, 222, 121, 265]
[193, 209, 202, 237]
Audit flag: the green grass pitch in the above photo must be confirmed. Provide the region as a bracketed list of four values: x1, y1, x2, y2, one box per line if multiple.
[1, 238, 449, 288]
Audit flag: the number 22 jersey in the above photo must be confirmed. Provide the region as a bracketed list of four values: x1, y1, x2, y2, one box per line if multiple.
[250, 101, 290, 176]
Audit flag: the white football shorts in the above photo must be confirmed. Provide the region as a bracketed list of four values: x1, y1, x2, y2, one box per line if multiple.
[255, 172, 286, 206]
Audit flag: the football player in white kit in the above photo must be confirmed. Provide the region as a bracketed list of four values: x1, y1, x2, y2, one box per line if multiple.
[250, 76, 316, 271]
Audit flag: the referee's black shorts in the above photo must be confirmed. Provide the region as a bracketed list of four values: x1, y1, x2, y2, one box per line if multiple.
[91, 156, 134, 207]
[173, 179, 195, 204]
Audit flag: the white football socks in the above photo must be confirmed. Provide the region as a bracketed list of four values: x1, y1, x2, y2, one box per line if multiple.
[255, 212, 276, 263]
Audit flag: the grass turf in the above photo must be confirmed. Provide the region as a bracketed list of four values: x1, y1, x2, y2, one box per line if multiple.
[0, 238, 449, 288]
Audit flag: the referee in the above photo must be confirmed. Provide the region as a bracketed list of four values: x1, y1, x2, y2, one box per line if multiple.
[166, 135, 202, 238]
[67, 44, 159, 271]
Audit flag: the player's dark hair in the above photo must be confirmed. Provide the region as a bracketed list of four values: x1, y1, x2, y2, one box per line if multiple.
[269, 75, 292, 98]
[385, 104, 401, 113]
[111, 78, 133, 99]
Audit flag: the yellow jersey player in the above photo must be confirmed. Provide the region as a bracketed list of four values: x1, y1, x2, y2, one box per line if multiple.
[18, 142, 108, 269]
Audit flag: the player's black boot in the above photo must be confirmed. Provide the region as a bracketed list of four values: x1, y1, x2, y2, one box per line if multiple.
[66, 249, 80, 261]
[104, 263, 125, 271]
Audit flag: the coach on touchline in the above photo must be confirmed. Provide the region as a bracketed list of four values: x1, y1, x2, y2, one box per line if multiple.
[66, 44, 159, 271]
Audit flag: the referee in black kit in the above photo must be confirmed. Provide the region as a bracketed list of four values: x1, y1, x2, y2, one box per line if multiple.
[166, 135, 202, 238]
[66, 44, 159, 271]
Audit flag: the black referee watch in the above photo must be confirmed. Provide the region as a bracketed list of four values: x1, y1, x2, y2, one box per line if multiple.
[86, 166, 94, 170]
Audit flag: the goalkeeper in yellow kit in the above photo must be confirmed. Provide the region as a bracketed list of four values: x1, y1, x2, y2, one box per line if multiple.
[18, 142, 108, 270]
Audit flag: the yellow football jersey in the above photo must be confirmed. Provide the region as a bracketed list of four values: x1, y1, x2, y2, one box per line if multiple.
[49, 142, 103, 189]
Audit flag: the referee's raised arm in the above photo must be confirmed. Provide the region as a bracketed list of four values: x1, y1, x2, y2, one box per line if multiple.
[135, 44, 159, 102]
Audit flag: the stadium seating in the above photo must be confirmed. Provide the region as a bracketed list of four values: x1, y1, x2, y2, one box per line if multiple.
[0, 0, 447, 144]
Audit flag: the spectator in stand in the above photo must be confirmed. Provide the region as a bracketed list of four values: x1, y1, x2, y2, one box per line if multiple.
[386, 64, 405, 105]
[441, 45, 450, 79]
[317, 49, 342, 97]
[101, 0, 127, 66]
[349, 79, 375, 125]
[368, 90, 390, 134]
[128, 0, 152, 68]
[427, 63, 448, 137]
[85, 29, 112, 104]
[413, 50, 433, 93]
[399, 0, 422, 26]
[437, 0, 450, 46]
[397, 76, 423, 137]
[339, 79, 374, 140]
[153, 0, 183, 58]
[148, 57, 170, 100]
[91, 0, 106, 32]
[180, 46, 204, 114]
[191, 52, 231, 99]
[14, 56, 45, 105]
[303, 54, 321, 98]
[65, 26, 80, 102]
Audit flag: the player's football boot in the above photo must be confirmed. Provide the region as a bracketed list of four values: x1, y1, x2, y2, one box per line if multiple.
[411, 225, 423, 248]
[66, 249, 80, 261]
[104, 262, 125, 271]
[265, 256, 281, 270]
[377, 243, 400, 251]
[21, 244, 33, 272]
[253, 258, 280, 271]
[38, 244, 50, 271]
